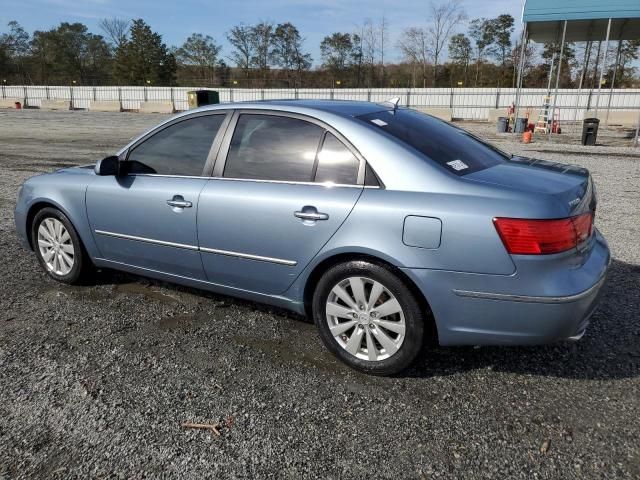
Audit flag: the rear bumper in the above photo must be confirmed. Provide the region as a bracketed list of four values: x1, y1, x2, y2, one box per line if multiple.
[402, 229, 610, 346]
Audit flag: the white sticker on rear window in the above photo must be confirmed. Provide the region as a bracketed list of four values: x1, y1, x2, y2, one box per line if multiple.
[371, 119, 388, 127]
[446, 160, 468, 171]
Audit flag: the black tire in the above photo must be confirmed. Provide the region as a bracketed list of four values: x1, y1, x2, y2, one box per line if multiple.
[31, 207, 92, 285]
[313, 260, 426, 376]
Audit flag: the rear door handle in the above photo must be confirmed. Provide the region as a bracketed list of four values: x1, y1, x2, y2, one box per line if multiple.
[294, 208, 329, 221]
[167, 195, 192, 208]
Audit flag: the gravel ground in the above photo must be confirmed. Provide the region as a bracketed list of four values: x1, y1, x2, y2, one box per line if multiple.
[0, 109, 638, 479]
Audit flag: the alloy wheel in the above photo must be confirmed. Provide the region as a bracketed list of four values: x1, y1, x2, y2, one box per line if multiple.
[325, 276, 406, 361]
[37, 218, 75, 276]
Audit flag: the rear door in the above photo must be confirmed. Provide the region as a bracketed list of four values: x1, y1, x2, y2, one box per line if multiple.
[87, 112, 229, 279]
[197, 111, 365, 294]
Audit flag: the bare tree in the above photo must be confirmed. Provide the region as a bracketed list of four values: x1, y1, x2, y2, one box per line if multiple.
[427, 0, 466, 86]
[360, 17, 389, 87]
[379, 16, 388, 85]
[98, 17, 130, 49]
[250, 21, 274, 82]
[226, 24, 254, 78]
[362, 19, 377, 87]
[398, 27, 429, 87]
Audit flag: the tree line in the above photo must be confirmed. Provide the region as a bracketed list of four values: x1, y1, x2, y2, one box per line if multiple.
[1, 6, 639, 89]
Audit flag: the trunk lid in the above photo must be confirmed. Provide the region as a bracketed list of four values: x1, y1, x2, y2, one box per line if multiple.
[464, 156, 596, 217]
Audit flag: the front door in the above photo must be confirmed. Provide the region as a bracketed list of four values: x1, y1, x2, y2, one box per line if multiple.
[87, 113, 228, 279]
[197, 112, 364, 294]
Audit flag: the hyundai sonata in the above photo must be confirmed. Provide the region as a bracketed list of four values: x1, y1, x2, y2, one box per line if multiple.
[14, 100, 610, 375]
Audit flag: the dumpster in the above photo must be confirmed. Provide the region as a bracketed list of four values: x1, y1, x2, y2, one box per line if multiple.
[187, 90, 220, 109]
[497, 117, 509, 133]
[581, 118, 599, 146]
[514, 117, 528, 133]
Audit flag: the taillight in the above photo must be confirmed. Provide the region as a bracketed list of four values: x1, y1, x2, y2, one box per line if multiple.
[493, 212, 593, 255]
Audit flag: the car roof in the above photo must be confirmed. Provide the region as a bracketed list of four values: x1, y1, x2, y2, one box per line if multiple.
[194, 99, 392, 118]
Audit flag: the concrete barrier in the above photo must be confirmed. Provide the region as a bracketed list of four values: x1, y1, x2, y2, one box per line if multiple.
[584, 110, 638, 127]
[415, 107, 453, 121]
[139, 101, 174, 114]
[41, 99, 70, 111]
[0, 98, 22, 109]
[90, 101, 121, 112]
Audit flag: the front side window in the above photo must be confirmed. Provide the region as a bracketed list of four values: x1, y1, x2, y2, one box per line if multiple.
[127, 115, 224, 176]
[223, 114, 323, 182]
[357, 109, 507, 175]
[314, 133, 360, 185]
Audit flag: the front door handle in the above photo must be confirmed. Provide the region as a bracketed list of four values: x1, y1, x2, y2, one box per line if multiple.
[167, 195, 192, 208]
[294, 207, 329, 221]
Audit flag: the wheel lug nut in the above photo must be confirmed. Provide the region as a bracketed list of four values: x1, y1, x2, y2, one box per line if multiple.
[368, 323, 375, 329]
[359, 304, 365, 311]
[352, 313, 359, 319]
[370, 311, 377, 318]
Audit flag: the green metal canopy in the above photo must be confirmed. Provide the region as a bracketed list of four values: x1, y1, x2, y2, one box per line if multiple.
[522, 0, 640, 41]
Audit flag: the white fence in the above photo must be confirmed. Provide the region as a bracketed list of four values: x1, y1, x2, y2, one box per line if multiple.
[2, 85, 640, 122]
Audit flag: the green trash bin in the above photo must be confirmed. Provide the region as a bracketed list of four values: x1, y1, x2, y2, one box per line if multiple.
[187, 90, 220, 109]
[581, 118, 599, 146]
[497, 117, 509, 133]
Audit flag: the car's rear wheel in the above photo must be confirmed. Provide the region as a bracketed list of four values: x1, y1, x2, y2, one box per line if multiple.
[313, 260, 426, 375]
[31, 207, 91, 284]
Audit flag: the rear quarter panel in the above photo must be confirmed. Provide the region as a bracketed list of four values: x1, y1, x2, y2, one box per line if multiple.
[309, 188, 518, 274]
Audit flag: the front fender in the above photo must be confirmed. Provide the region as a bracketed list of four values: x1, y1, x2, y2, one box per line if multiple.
[15, 172, 99, 258]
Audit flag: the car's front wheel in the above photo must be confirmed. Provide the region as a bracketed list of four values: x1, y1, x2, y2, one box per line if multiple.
[313, 260, 426, 375]
[31, 207, 91, 284]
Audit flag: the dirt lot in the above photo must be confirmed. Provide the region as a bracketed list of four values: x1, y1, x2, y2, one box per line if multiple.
[0, 109, 638, 479]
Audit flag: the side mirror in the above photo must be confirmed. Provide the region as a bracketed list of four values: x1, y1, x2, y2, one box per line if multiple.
[95, 155, 120, 176]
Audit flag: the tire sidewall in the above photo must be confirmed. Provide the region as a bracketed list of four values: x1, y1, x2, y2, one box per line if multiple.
[31, 207, 84, 284]
[313, 260, 425, 375]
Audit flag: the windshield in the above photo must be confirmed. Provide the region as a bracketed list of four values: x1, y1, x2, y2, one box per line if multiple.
[357, 108, 509, 176]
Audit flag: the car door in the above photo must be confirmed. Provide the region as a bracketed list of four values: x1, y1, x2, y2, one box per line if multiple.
[86, 112, 230, 280]
[197, 111, 366, 295]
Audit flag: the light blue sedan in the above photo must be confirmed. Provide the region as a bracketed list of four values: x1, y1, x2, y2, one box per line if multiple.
[14, 100, 610, 375]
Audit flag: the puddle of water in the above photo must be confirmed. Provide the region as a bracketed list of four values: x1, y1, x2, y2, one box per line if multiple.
[234, 334, 347, 375]
[157, 311, 211, 330]
[44, 285, 108, 302]
[114, 283, 182, 304]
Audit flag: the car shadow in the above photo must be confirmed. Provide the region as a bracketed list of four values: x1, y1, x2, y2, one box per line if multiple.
[88, 258, 639, 382]
[402, 258, 640, 381]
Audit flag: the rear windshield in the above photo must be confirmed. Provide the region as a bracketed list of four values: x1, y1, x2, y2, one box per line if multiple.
[357, 109, 508, 175]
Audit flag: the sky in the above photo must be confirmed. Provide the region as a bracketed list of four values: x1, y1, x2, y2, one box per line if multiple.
[1, 0, 525, 64]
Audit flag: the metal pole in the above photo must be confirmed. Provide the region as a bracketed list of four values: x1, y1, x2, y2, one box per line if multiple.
[605, 40, 622, 125]
[594, 18, 612, 117]
[573, 27, 593, 126]
[548, 20, 567, 142]
[513, 23, 528, 134]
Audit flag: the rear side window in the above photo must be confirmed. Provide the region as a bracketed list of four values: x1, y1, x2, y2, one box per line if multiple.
[357, 109, 507, 175]
[314, 133, 360, 185]
[224, 114, 323, 182]
[127, 115, 224, 176]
